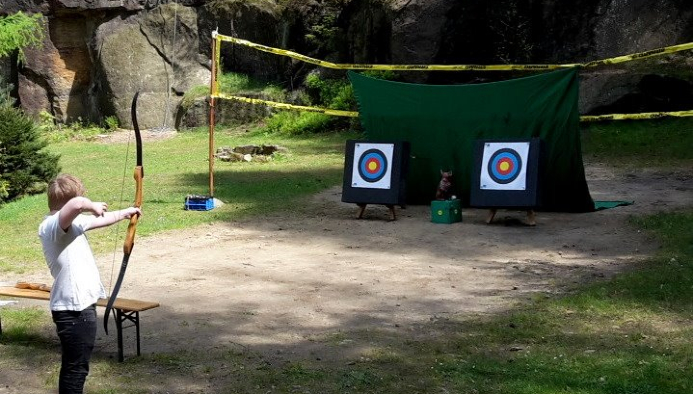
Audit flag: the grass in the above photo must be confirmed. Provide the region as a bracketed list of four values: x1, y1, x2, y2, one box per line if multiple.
[580, 117, 693, 167]
[0, 128, 358, 273]
[1, 118, 692, 392]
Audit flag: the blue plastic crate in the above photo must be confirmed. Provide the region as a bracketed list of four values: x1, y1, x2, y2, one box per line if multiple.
[184, 195, 214, 211]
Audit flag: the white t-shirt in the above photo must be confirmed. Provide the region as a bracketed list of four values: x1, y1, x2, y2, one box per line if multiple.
[38, 212, 106, 311]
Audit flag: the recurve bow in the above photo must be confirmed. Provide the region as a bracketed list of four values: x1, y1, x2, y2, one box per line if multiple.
[103, 92, 143, 334]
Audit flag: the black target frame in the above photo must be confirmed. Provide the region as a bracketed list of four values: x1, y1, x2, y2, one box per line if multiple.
[341, 140, 410, 205]
[470, 138, 543, 208]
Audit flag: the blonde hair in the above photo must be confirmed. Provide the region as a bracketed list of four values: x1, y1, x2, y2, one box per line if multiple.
[47, 174, 85, 211]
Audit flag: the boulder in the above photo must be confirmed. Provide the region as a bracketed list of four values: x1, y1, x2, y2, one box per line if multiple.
[92, 3, 209, 129]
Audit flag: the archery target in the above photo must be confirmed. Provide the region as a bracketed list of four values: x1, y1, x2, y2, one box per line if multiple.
[480, 142, 530, 190]
[351, 143, 394, 189]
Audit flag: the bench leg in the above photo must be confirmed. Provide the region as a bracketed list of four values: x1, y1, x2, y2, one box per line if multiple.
[135, 311, 141, 356]
[114, 309, 142, 362]
[116, 309, 124, 362]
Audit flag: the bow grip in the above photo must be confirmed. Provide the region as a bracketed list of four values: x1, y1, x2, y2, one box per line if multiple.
[123, 166, 143, 255]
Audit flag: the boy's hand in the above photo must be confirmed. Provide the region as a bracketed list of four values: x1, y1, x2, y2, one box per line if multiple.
[123, 207, 142, 219]
[90, 201, 108, 217]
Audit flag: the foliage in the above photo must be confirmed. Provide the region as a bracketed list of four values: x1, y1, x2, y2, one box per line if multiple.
[304, 12, 340, 52]
[205, 0, 281, 17]
[303, 70, 397, 110]
[0, 12, 44, 60]
[261, 111, 336, 135]
[180, 85, 210, 111]
[181, 72, 285, 116]
[256, 72, 359, 135]
[219, 72, 284, 99]
[38, 111, 114, 143]
[492, 0, 533, 63]
[304, 72, 355, 110]
[0, 176, 9, 200]
[362, 69, 399, 81]
[0, 83, 14, 108]
[0, 105, 60, 203]
[104, 116, 119, 131]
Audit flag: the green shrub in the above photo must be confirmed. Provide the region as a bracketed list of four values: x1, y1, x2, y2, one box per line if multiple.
[262, 111, 333, 135]
[104, 115, 119, 131]
[219, 72, 284, 99]
[0, 176, 8, 200]
[304, 73, 355, 110]
[0, 105, 60, 203]
[256, 72, 359, 135]
[38, 112, 109, 143]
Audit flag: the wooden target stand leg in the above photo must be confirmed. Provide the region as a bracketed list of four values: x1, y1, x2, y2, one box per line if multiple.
[485, 209, 497, 224]
[356, 203, 396, 221]
[486, 208, 536, 226]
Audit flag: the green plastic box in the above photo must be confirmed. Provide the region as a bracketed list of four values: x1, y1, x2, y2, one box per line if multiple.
[431, 199, 462, 224]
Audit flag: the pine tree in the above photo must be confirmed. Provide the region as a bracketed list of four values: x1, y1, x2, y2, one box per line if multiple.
[0, 12, 44, 60]
[0, 12, 55, 203]
[0, 102, 60, 203]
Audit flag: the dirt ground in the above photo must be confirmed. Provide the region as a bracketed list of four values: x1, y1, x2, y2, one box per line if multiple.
[1, 162, 692, 393]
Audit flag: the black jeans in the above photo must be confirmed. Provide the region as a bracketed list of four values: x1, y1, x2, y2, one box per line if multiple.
[52, 305, 97, 394]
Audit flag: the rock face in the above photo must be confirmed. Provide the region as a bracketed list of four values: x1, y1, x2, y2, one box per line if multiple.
[1, 0, 692, 128]
[91, 4, 209, 128]
[2, 0, 210, 129]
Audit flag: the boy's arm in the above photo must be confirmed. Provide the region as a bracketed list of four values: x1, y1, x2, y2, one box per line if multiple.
[86, 207, 141, 231]
[58, 196, 107, 231]
[58, 196, 141, 232]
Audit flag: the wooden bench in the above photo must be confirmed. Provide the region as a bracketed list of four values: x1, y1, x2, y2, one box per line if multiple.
[0, 286, 159, 362]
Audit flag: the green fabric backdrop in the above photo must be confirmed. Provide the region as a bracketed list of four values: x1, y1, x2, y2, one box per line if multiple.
[349, 68, 594, 212]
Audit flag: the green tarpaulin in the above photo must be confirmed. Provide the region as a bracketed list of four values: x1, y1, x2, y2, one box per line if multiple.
[594, 200, 634, 210]
[349, 68, 595, 212]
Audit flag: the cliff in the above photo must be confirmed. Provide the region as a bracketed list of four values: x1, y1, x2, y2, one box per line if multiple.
[1, 0, 691, 128]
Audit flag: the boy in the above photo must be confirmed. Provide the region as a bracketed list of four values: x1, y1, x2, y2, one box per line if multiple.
[38, 174, 141, 393]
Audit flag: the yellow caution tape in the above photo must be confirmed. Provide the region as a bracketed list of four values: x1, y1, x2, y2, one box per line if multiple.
[582, 42, 693, 67]
[210, 32, 693, 122]
[217, 93, 693, 121]
[580, 110, 693, 122]
[211, 34, 222, 97]
[215, 34, 579, 71]
[215, 33, 693, 71]
[217, 93, 359, 118]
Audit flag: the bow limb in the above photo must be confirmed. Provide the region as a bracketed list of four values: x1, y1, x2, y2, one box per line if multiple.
[104, 92, 144, 334]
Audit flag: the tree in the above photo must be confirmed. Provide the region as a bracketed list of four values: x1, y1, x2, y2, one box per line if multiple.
[0, 13, 56, 203]
[0, 100, 60, 203]
[0, 11, 44, 60]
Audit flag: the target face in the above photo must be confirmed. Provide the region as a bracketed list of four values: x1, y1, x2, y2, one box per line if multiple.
[480, 142, 530, 190]
[488, 148, 522, 184]
[351, 143, 394, 189]
[358, 149, 388, 182]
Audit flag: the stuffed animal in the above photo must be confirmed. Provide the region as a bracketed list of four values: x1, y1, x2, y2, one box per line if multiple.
[435, 170, 453, 200]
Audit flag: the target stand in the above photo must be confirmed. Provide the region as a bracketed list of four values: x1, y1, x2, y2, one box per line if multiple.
[341, 140, 410, 220]
[470, 138, 543, 226]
